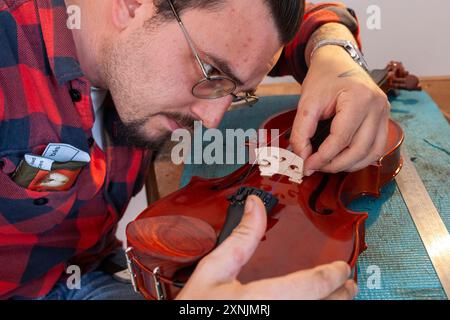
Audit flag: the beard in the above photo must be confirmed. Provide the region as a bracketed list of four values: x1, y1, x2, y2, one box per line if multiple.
[115, 118, 169, 151]
[116, 111, 197, 151]
[99, 31, 197, 152]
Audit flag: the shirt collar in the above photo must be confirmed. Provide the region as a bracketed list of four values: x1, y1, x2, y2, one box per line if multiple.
[35, 0, 84, 85]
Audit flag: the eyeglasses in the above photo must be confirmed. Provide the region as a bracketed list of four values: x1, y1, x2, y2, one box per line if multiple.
[167, 0, 259, 108]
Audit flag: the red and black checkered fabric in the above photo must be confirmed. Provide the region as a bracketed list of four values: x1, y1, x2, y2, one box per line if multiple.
[270, 2, 361, 81]
[0, 0, 151, 299]
[0, 0, 359, 299]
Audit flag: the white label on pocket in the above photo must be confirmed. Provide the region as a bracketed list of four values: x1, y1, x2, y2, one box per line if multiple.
[25, 154, 54, 171]
[42, 143, 91, 163]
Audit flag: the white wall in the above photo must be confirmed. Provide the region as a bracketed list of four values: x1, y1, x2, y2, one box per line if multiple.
[344, 0, 450, 76]
[267, 0, 450, 83]
[117, 187, 148, 245]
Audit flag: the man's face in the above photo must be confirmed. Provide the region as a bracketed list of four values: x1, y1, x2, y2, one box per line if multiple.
[101, 0, 282, 149]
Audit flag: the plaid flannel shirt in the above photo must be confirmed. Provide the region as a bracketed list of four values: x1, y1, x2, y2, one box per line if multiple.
[0, 0, 359, 299]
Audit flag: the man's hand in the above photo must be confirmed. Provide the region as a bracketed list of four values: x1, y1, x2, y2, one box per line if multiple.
[291, 30, 390, 176]
[176, 195, 357, 300]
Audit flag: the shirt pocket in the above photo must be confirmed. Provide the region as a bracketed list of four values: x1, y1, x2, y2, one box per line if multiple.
[0, 148, 80, 235]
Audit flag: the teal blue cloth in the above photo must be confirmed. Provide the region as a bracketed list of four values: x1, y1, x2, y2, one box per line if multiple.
[180, 91, 450, 300]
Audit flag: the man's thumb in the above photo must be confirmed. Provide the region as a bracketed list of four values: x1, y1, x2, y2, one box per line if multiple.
[204, 195, 267, 282]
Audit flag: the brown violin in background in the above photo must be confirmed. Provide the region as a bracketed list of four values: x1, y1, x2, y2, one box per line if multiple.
[124, 62, 419, 300]
[371, 61, 421, 95]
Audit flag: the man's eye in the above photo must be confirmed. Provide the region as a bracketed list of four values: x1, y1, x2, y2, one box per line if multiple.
[204, 64, 221, 76]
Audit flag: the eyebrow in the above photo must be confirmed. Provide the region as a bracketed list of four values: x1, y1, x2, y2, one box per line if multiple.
[203, 51, 246, 87]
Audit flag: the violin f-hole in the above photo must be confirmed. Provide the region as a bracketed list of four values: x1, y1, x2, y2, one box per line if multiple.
[308, 175, 334, 215]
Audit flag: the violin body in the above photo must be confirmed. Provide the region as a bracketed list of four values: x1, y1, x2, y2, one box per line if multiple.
[125, 60, 416, 300]
[125, 109, 404, 300]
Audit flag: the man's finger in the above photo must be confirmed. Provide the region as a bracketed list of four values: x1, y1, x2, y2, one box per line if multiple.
[284, 261, 352, 300]
[320, 110, 380, 173]
[290, 98, 322, 159]
[303, 100, 365, 173]
[324, 279, 358, 300]
[348, 115, 389, 172]
[197, 195, 267, 283]
[244, 261, 352, 300]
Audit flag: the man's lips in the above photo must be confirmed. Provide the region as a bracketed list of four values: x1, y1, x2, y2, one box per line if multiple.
[164, 116, 183, 132]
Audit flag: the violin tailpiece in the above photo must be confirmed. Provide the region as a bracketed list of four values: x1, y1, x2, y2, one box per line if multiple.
[255, 147, 304, 184]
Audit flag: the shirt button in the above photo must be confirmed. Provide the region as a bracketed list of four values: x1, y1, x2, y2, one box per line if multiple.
[33, 198, 49, 206]
[69, 89, 82, 102]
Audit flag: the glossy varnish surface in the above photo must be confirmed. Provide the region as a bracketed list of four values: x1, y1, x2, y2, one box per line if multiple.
[127, 109, 404, 297]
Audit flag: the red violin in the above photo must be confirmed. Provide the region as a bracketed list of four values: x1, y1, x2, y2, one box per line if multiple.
[124, 62, 416, 300]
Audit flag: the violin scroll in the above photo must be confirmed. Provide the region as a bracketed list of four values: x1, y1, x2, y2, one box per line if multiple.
[371, 60, 422, 96]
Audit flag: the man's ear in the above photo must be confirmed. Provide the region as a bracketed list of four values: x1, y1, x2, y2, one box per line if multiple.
[111, 0, 144, 30]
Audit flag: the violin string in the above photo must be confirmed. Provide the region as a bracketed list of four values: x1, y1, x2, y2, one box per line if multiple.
[238, 127, 292, 187]
[274, 120, 334, 185]
[238, 120, 332, 189]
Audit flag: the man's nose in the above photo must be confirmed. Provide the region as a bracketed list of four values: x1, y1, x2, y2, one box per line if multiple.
[190, 95, 234, 129]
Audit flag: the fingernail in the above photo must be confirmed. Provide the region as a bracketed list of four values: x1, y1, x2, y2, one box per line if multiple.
[304, 170, 315, 176]
[352, 282, 359, 296]
[245, 197, 254, 212]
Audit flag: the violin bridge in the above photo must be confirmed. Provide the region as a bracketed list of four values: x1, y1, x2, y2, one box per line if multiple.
[254, 147, 304, 184]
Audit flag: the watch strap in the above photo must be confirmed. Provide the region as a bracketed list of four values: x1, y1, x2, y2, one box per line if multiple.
[310, 39, 370, 72]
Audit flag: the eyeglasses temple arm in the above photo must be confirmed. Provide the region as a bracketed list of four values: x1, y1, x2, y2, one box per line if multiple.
[167, 0, 210, 79]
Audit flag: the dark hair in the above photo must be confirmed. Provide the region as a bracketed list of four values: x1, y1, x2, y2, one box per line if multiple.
[152, 0, 304, 44]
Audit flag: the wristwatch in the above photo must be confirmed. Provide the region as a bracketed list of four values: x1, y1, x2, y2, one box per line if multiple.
[310, 39, 370, 73]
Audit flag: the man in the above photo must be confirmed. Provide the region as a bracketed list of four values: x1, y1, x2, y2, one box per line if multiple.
[0, 0, 389, 300]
